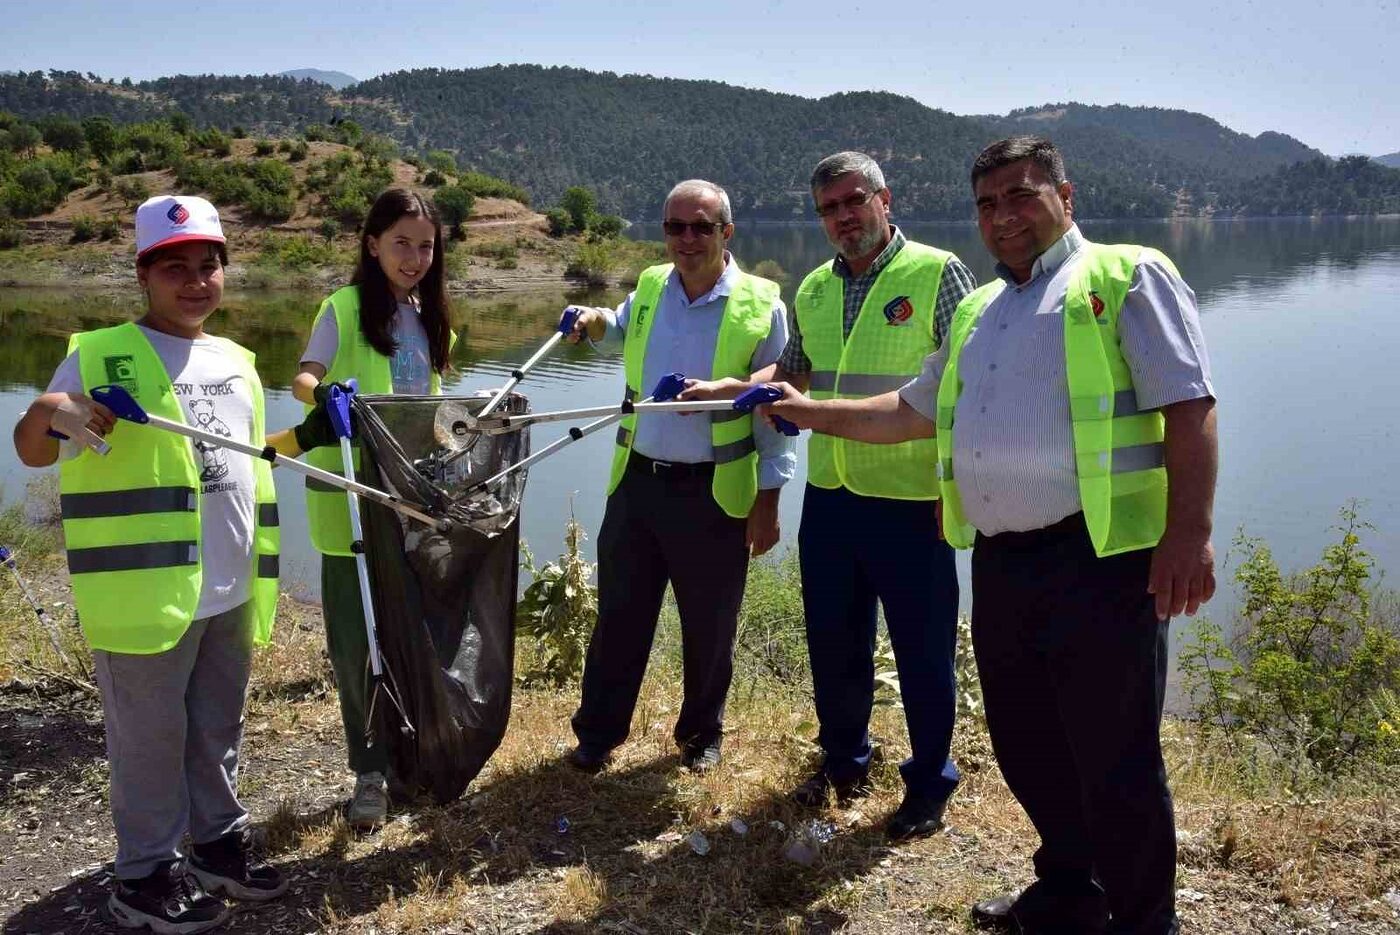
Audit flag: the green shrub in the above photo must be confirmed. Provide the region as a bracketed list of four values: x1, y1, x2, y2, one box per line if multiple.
[70, 215, 97, 242]
[230, 125, 247, 139]
[0, 219, 21, 249]
[253, 139, 275, 157]
[433, 184, 476, 237]
[287, 140, 309, 162]
[257, 234, 335, 270]
[565, 239, 616, 285]
[277, 139, 293, 154]
[455, 170, 530, 205]
[750, 259, 789, 283]
[545, 207, 570, 237]
[1179, 504, 1400, 783]
[97, 215, 122, 241]
[516, 514, 597, 687]
[589, 212, 624, 238]
[114, 176, 149, 206]
[423, 169, 447, 187]
[497, 257, 518, 269]
[425, 150, 457, 175]
[318, 216, 341, 243]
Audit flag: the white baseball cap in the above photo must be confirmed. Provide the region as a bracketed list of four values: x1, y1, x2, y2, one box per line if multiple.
[135, 195, 226, 259]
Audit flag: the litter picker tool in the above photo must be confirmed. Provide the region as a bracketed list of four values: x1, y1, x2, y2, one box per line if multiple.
[468, 371, 687, 492]
[420, 307, 580, 477]
[470, 382, 800, 492]
[0, 545, 70, 662]
[469, 384, 802, 436]
[88, 384, 442, 529]
[326, 381, 415, 743]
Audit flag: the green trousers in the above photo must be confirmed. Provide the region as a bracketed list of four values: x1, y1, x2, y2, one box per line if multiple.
[321, 554, 388, 775]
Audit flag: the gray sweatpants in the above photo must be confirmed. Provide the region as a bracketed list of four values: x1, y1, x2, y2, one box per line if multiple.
[92, 602, 254, 880]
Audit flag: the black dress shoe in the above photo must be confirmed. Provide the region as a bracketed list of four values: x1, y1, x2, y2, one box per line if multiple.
[790, 768, 872, 807]
[885, 792, 948, 842]
[971, 892, 1021, 931]
[680, 742, 722, 772]
[971, 887, 1109, 934]
[565, 745, 610, 773]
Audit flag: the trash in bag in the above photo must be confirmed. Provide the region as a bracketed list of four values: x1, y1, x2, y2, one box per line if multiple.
[350, 390, 531, 803]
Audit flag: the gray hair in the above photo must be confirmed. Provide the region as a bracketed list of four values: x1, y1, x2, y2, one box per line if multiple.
[663, 179, 733, 225]
[810, 151, 886, 196]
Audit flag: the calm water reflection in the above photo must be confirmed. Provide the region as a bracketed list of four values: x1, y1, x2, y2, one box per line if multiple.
[2, 218, 1397, 687]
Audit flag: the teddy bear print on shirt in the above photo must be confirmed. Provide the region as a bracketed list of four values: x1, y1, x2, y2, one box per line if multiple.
[189, 398, 232, 483]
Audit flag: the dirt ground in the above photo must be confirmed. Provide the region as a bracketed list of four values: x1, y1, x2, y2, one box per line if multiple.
[1, 561, 1398, 934]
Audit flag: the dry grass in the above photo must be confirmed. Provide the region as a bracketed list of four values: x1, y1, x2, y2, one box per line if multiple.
[2, 545, 1398, 932]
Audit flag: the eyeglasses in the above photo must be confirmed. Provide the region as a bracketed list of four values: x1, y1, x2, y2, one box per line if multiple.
[662, 219, 725, 237]
[814, 189, 882, 218]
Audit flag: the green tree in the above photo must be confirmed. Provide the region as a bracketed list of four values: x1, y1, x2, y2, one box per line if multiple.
[82, 116, 118, 161]
[433, 184, 476, 237]
[8, 123, 41, 157]
[559, 185, 597, 232]
[40, 117, 86, 154]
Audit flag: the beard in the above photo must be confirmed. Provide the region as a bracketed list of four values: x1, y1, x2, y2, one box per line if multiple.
[830, 220, 887, 260]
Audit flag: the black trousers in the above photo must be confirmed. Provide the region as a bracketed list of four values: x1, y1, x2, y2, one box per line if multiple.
[571, 463, 749, 753]
[972, 514, 1177, 935]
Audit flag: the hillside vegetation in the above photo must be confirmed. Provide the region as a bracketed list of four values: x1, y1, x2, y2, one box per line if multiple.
[3, 67, 1399, 221]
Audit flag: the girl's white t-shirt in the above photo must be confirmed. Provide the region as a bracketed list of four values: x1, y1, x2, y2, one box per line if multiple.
[46, 325, 258, 620]
[300, 301, 433, 395]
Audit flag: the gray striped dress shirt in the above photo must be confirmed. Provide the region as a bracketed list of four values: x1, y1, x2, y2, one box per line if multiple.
[898, 225, 1215, 536]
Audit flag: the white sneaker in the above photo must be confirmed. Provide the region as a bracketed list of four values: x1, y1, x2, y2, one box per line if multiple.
[348, 772, 388, 831]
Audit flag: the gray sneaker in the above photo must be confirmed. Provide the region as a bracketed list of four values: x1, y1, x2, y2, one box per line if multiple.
[348, 772, 388, 831]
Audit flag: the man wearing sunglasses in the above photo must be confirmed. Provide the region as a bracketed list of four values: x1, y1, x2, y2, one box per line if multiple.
[557, 179, 793, 775]
[684, 151, 977, 842]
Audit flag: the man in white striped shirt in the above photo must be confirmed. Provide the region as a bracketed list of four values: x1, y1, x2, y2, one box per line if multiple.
[760, 137, 1217, 935]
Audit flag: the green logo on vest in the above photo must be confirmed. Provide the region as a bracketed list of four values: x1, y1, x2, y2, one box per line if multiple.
[635, 304, 650, 331]
[103, 355, 138, 394]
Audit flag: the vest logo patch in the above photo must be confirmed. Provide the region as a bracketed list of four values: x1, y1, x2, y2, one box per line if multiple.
[634, 304, 650, 332]
[883, 296, 914, 325]
[1090, 291, 1105, 318]
[103, 355, 138, 394]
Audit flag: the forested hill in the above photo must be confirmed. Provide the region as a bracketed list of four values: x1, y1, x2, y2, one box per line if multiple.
[4, 66, 1397, 220]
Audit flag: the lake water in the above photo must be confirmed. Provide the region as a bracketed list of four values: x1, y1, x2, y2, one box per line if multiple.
[1, 218, 1397, 653]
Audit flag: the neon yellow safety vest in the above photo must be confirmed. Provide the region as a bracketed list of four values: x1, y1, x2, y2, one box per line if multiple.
[303, 285, 450, 556]
[935, 242, 1172, 557]
[58, 322, 280, 654]
[606, 264, 778, 519]
[796, 241, 951, 499]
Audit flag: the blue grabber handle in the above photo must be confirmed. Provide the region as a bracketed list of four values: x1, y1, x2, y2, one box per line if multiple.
[0, 545, 13, 568]
[328, 378, 358, 440]
[90, 384, 150, 423]
[651, 372, 687, 402]
[558, 306, 582, 336]
[733, 384, 800, 436]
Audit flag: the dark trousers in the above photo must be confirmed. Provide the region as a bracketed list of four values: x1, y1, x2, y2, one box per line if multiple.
[972, 514, 1177, 935]
[322, 554, 389, 776]
[571, 465, 749, 753]
[798, 483, 960, 800]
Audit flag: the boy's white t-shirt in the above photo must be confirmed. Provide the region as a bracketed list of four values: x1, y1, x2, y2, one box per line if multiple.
[46, 324, 258, 621]
[299, 301, 433, 394]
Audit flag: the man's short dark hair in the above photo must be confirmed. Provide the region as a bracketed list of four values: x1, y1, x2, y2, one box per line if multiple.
[970, 136, 1067, 190]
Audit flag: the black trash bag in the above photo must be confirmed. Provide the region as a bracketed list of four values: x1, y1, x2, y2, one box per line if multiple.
[349, 391, 531, 804]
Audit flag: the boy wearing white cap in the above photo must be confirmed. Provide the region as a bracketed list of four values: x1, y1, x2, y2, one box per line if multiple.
[12, 195, 335, 933]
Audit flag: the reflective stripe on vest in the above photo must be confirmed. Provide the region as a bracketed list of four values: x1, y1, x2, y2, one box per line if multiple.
[795, 241, 951, 500]
[302, 285, 451, 555]
[606, 264, 777, 518]
[934, 242, 1171, 557]
[59, 322, 280, 653]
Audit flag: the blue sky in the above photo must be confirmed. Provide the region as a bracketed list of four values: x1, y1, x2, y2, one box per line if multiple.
[4, 0, 1396, 156]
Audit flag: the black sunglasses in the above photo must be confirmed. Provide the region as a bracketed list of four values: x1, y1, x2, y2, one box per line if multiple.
[662, 219, 726, 237]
